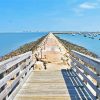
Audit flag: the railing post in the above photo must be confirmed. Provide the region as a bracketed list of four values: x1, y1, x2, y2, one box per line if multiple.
[96, 73, 100, 99]
[0, 73, 4, 100]
[70, 50, 100, 99]
[0, 51, 33, 100]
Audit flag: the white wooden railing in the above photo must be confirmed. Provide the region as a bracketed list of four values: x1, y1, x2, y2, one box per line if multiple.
[0, 51, 34, 100]
[70, 50, 100, 100]
[0, 49, 100, 100]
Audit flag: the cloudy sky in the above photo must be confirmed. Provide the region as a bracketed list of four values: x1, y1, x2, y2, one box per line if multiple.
[0, 0, 100, 32]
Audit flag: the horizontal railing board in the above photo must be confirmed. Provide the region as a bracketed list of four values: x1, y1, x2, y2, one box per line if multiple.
[8, 69, 32, 100]
[0, 51, 32, 66]
[71, 50, 100, 73]
[70, 70, 94, 99]
[0, 56, 19, 66]
[0, 52, 32, 74]
[72, 66, 100, 96]
[70, 50, 100, 98]
[0, 51, 33, 100]
[70, 55, 100, 84]
[0, 67, 20, 88]
[3, 55, 31, 71]
[71, 70, 96, 100]
[0, 73, 22, 100]
[0, 69, 30, 100]
[0, 62, 33, 100]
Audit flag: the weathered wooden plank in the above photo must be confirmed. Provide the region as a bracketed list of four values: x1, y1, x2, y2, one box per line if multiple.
[14, 70, 70, 100]
[4, 54, 31, 72]
[71, 70, 96, 100]
[71, 50, 100, 73]
[0, 56, 19, 66]
[1, 59, 32, 83]
[0, 56, 20, 74]
[72, 66, 100, 96]
[70, 55, 100, 84]
[0, 50, 33, 100]
[0, 67, 20, 88]
[0, 64, 33, 100]
[0, 51, 32, 74]
[0, 74, 22, 100]
[8, 69, 32, 100]
[0, 51, 32, 67]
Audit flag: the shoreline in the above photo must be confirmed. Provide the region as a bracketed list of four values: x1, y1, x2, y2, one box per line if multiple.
[55, 35, 98, 58]
[0, 33, 99, 62]
[0, 35, 47, 61]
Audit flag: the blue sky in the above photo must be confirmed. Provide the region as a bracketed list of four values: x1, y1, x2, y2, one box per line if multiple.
[0, 0, 100, 32]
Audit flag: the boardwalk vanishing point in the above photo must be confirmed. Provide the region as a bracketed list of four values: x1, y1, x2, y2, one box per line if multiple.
[0, 33, 100, 100]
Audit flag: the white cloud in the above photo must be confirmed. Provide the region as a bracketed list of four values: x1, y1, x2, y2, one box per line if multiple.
[79, 2, 98, 9]
[73, 1, 99, 16]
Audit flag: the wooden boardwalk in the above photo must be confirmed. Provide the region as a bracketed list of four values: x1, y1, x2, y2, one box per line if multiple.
[14, 70, 71, 100]
[0, 33, 100, 100]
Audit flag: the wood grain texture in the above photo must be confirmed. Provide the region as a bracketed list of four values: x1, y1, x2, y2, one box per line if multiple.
[14, 70, 71, 100]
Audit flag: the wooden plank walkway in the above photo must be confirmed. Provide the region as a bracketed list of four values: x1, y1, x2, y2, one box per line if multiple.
[14, 70, 71, 100]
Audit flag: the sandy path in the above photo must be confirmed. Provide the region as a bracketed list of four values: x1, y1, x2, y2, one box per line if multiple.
[33, 33, 70, 70]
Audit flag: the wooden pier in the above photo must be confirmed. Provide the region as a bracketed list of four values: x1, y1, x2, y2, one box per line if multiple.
[0, 33, 100, 100]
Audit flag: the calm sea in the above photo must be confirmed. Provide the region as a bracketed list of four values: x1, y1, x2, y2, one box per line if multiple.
[0, 32, 100, 57]
[56, 34, 100, 57]
[0, 32, 47, 56]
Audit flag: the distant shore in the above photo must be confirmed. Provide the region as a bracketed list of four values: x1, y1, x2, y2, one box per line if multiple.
[53, 32, 100, 34]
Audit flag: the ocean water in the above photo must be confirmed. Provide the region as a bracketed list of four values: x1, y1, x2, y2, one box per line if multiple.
[56, 34, 100, 57]
[0, 32, 47, 56]
[0, 32, 100, 57]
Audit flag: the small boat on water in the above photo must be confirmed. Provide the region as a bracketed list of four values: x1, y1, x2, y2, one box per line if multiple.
[84, 34, 87, 37]
[72, 34, 75, 36]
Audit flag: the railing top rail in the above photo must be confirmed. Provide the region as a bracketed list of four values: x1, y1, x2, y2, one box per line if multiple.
[71, 50, 100, 98]
[0, 51, 32, 65]
[0, 51, 32, 74]
[71, 50, 100, 71]
[72, 50, 100, 63]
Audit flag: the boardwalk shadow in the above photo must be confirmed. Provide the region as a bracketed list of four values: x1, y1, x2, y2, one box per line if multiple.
[61, 69, 96, 100]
